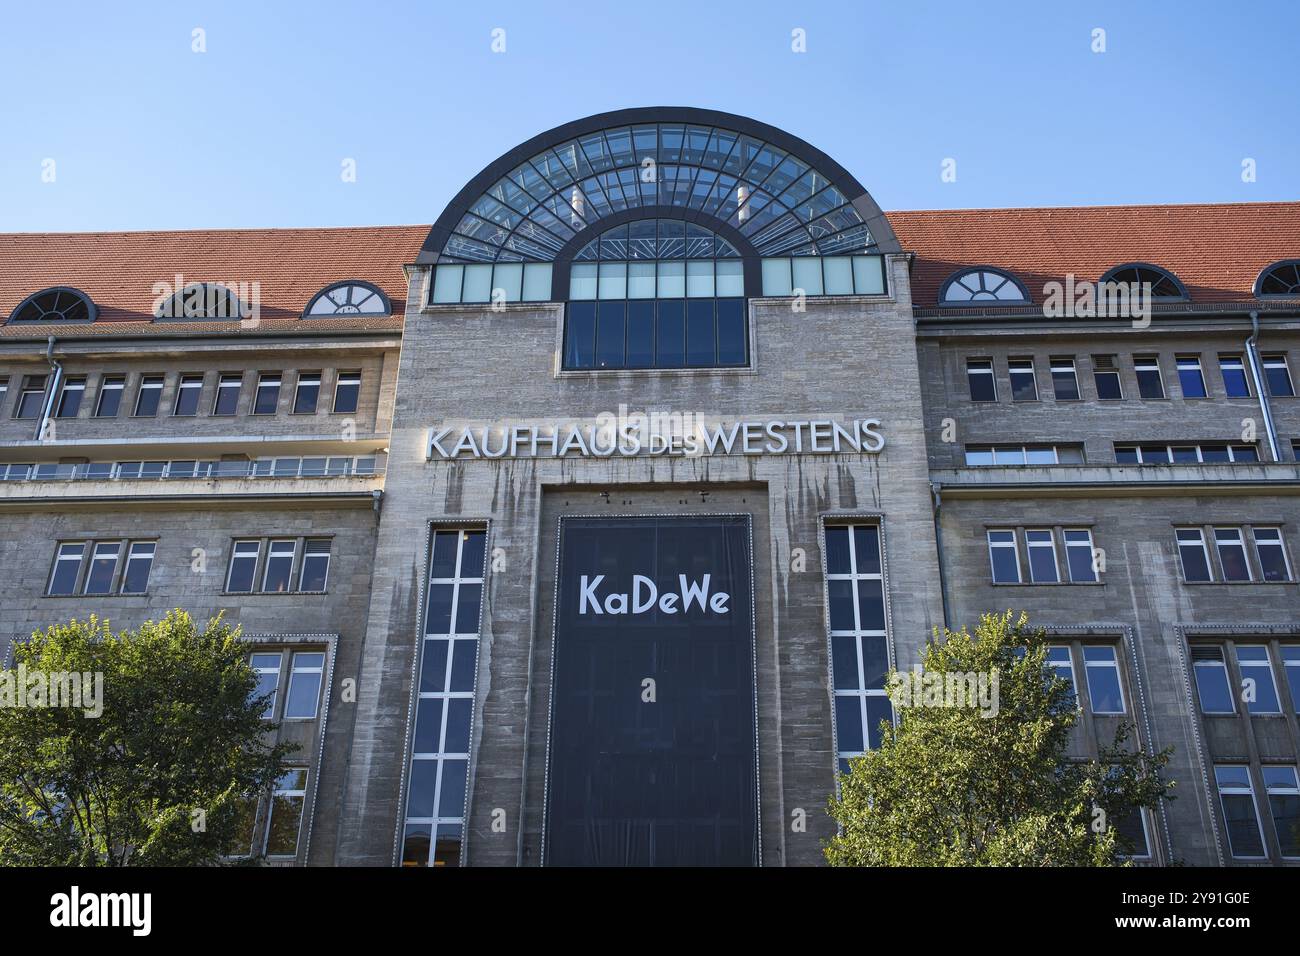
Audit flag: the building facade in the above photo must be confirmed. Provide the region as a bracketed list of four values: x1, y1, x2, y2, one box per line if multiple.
[1, 107, 1298, 867]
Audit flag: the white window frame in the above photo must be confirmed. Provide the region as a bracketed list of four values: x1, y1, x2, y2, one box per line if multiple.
[965, 358, 997, 402]
[133, 375, 164, 416]
[1176, 528, 1213, 582]
[1175, 354, 1207, 398]
[1263, 766, 1300, 860]
[1262, 353, 1294, 397]
[1235, 645, 1281, 715]
[226, 539, 262, 593]
[298, 538, 331, 592]
[293, 371, 321, 414]
[1063, 528, 1098, 583]
[1049, 357, 1080, 400]
[987, 529, 1021, 584]
[1251, 527, 1292, 582]
[1024, 528, 1060, 583]
[1007, 358, 1037, 401]
[95, 375, 125, 417]
[1082, 645, 1126, 715]
[283, 651, 324, 720]
[250, 651, 283, 720]
[261, 538, 298, 593]
[1092, 357, 1123, 400]
[48, 542, 86, 595]
[173, 374, 204, 415]
[1219, 353, 1250, 397]
[1215, 765, 1267, 860]
[252, 372, 281, 415]
[55, 376, 86, 417]
[1192, 647, 1236, 715]
[1133, 355, 1165, 398]
[1046, 645, 1076, 699]
[264, 768, 309, 858]
[82, 540, 123, 595]
[119, 541, 156, 594]
[333, 370, 361, 413]
[1213, 526, 1253, 582]
[213, 373, 243, 415]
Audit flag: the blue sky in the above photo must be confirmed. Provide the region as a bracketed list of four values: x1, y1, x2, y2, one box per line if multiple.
[1, 0, 1296, 232]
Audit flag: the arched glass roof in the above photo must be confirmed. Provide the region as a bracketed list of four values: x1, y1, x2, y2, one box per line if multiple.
[573, 218, 741, 261]
[421, 108, 899, 266]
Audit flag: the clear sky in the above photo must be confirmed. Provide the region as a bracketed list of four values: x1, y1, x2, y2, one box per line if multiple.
[1, 0, 1296, 233]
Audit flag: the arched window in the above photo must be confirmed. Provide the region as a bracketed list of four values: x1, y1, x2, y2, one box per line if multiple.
[939, 268, 1030, 305]
[8, 287, 96, 323]
[154, 282, 245, 320]
[304, 281, 391, 317]
[1255, 260, 1300, 297]
[1100, 263, 1187, 299]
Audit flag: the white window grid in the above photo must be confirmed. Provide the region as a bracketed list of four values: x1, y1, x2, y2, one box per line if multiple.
[1082, 645, 1126, 714]
[987, 529, 1021, 583]
[1063, 528, 1098, 583]
[1025, 528, 1059, 583]
[1215, 765, 1267, 859]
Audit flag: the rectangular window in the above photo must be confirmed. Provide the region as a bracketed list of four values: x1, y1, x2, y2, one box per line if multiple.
[1214, 527, 1252, 582]
[987, 529, 1021, 584]
[1263, 353, 1294, 397]
[261, 539, 297, 593]
[1025, 529, 1059, 583]
[298, 538, 331, 592]
[1092, 355, 1122, 400]
[173, 375, 203, 416]
[253, 373, 281, 415]
[134, 375, 164, 417]
[1063, 528, 1098, 583]
[293, 372, 320, 413]
[1282, 647, 1300, 712]
[226, 540, 261, 593]
[1046, 646, 1076, 703]
[213, 373, 242, 415]
[55, 376, 86, 417]
[0, 377, 7, 413]
[1191, 646, 1236, 714]
[1177, 528, 1213, 582]
[1219, 354, 1250, 398]
[284, 651, 325, 719]
[1134, 355, 1164, 398]
[1115, 810, 1151, 859]
[403, 527, 488, 867]
[47, 542, 86, 595]
[1050, 357, 1080, 401]
[1252, 527, 1291, 582]
[824, 523, 893, 777]
[250, 652, 283, 720]
[265, 768, 308, 857]
[1176, 355, 1207, 398]
[1083, 646, 1125, 714]
[82, 541, 122, 595]
[966, 359, 997, 402]
[95, 376, 125, 417]
[333, 371, 360, 413]
[1008, 358, 1037, 401]
[1263, 766, 1300, 859]
[1236, 646, 1281, 715]
[16, 375, 48, 419]
[1215, 765, 1265, 858]
[119, 541, 155, 594]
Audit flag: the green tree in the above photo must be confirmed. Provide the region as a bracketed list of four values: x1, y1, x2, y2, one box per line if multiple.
[0, 610, 295, 866]
[826, 611, 1173, 866]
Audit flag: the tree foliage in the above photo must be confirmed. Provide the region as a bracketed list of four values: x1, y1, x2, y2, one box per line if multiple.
[0, 610, 295, 866]
[826, 611, 1174, 866]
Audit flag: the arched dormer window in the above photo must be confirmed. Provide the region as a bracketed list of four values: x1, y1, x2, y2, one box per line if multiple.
[938, 268, 1030, 305]
[8, 287, 96, 323]
[154, 282, 245, 320]
[1100, 263, 1187, 299]
[1255, 260, 1300, 297]
[304, 280, 391, 317]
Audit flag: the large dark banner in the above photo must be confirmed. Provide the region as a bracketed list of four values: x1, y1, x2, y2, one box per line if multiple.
[544, 515, 757, 866]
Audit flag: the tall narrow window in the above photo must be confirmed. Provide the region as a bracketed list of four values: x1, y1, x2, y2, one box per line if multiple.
[1215, 765, 1265, 858]
[293, 372, 320, 413]
[1092, 355, 1122, 400]
[226, 540, 261, 593]
[987, 529, 1021, 584]
[1083, 646, 1125, 714]
[1263, 766, 1300, 859]
[334, 371, 360, 413]
[253, 373, 281, 415]
[173, 374, 203, 416]
[1263, 354, 1294, 397]
[1176, 355, 1207, 398]
[213, 374, 242, 415]
[1219, 354, 1250, 398]
[82, 541, 121, 595]
[134, 375, 164, 416]
[1134, 355, 1164, 398]
[1252, 527, 1291, 582]
[1236, 646, 1281, 715]
[265, 768, 308, 858]
[298, 538, 331, 592]
[16, 376, 47, 419]
[47, 543, 85, 595]
[966, 359, 996, 402]
[95, 376, 125, 417]
[1025, 529, 1059, 583]
[1046, 646, 1076, 703]
[0, 377, 8, 414]
[1214, 527, 1251, 582]
[250, 652, 283, 719]
[1176, 528, 1212, 582]
[55, 376, 86, 417]
[824, 523, 893, 776]
[1063, 528, 1098, 583]
[120, 541, 155, 594]
[1008, 358, 1037, 401]
[1191, 646, 1235, 714]
[262, 539, 296, 593]
[1050, 357, 1079, 400]
[403, 527, 487, 868]
[284, 652, 325, 719]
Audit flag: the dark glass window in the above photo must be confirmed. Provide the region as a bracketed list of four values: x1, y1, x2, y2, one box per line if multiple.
[987, 530, 1020, 584]
[134, 375, 164, 416]
[16, 376, 47, 419]
[595, 301, 626, 368]
[1025, 529, 1059, 583]
[213, 374, 242, 415]
[96, 376, 125, 417]
[1263, 354, 1294, 397]
[1092, 356, 1122, 400]
[83, 541, 121, 595]
[226, 540, 261, 593]
[564, 298, 745, 370]
[1253, 528, 1291, 582]
[1263, 767, 1300, 859]
[333, 371, 360, 413]
[294, 372, 320, 413]
[1083, 646, 1124, 714]
[253, 373, 281, 415]
[47, 543, 85, 595]
[299, 538, 330, 591]
[1219, 354, 1250, 398]
[655, 301, 684, 367]
[9, 287, 94, 323]
[1216, 766, 1264, 858]
[625, 302, 654, 368]
[1135, 356, 1164, 398]
[966, 359, 996, 402]
[1177, 355, 1207, 398]
[1050, 358, 1080, 400]
[1236, 646, 1280, 714]
[1008, 359, 1037, 401]
[120, 542, 155, 594]
[262, 540, 296, 592]
[173, 375, 203, 416]
[55, 376, 85, 417]
[1192, 649, 1234, 714]
[1177, 529, 1212, 582]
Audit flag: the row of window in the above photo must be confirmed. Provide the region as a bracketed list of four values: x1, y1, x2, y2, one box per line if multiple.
[563, 298, 746, 370]
[45, 536, 333, 596]
[1176, 525, 1293, 583]
[0, 368, 362, 422]
[986, 527, 1100, 584]
[963, 441, 1267, 466]
[1192, 644, 1300, 717]
[1215, 764, 1299, 860]
[965, 352, 1295, 403]
[2, 456, 379, 483]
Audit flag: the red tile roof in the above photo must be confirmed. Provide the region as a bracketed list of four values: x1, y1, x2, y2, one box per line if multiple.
[886, 201, 1300, 307]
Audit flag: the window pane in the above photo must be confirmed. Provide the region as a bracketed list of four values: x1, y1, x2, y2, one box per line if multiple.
[285, 669, 322, 719]
[1084, 647, 1124, 714]
[716, 299, 745, 365]
[564, 302, 596, 369]
[1237, 646, 1280, 714]
[594, 301, 625, 369]
[1194, 660, 1235, 714]
[824, 526, 851, 574]
[685, 299, 715, 366]
[655, 300, 685, 368]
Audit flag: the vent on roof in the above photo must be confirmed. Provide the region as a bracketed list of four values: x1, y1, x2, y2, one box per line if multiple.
[7, 287, 97, 324]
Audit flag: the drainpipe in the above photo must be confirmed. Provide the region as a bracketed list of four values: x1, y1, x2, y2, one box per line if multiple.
[36, 335, 63, 442]
[930, 480, 952, 632]
[1244, 312, 1280, 462]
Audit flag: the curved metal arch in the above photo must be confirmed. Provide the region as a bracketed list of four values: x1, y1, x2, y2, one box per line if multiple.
[1254, 258, 1300, 297]
[302, 279, 392, 317]
[1100, 262, 1188, 299]
[937, 266, 1031, 306]
[418, 107, 901, 266]
[7, 286, 97, 323]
